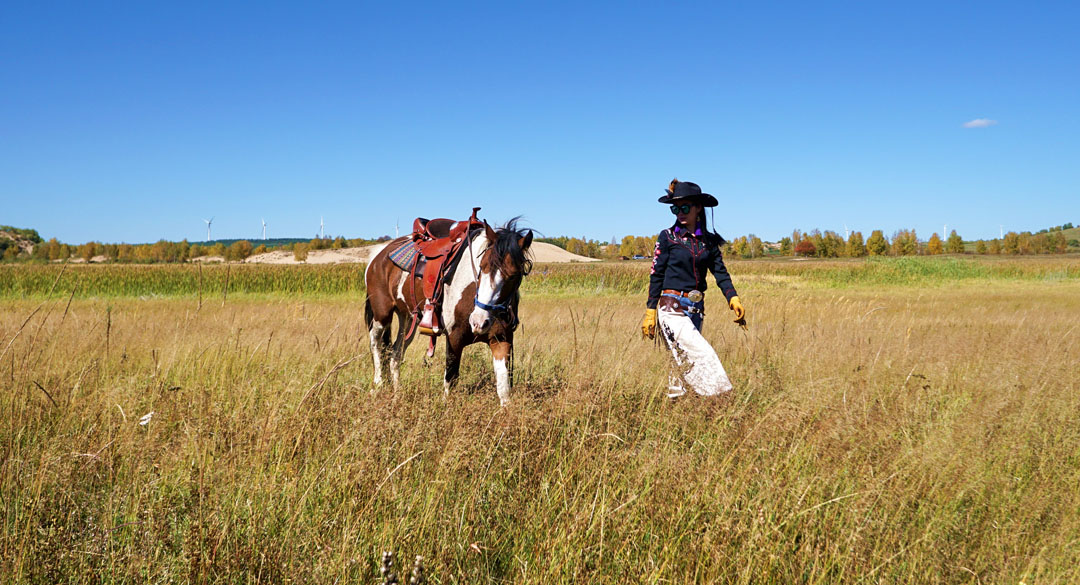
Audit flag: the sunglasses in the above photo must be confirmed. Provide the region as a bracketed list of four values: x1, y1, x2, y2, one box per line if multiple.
[670, 204, 694, 215]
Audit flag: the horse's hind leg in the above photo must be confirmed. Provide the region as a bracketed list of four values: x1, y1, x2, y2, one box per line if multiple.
[389, 309, 414, 392]
[366, 298, 392, 388]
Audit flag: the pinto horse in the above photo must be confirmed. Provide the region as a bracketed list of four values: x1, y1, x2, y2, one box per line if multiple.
[363, 219, 533, 405]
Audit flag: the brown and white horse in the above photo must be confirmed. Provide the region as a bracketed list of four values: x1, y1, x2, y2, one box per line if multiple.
[363, 219, 533, 405]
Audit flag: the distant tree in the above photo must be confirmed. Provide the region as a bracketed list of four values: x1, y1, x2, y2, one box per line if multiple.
[988, 239, 1002, 254]
[975, 240, 988, 254]
[891, 229, 918, 256]
[294, 242, 310, 262]
[78, 242, 96, 262]
[749, 234, 764, 258]
[619, 235, 636, 257]
[209, 243, 227, 258]
[332, 236, 346, 249]
[252, 244, 268, 256]
[945, 230, 964, 254]
[794, 239, 816, 257]
[1003, 232, 1020, 254]
[1053, 232, 1068, 253]
[732, 236, 750, 258]
[846, 231, 866, 257]
[820, 230, 845, 257]
[866, 230, 888, 256]
[926, 233, 944, 255]
[229, 240, 253, 262]
[634, 236, 655, 257]
[778, 237, 793, 256]
[1063, 222, 1073, 229]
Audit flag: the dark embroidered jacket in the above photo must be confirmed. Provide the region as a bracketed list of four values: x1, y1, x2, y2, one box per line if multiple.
[647, 225, 738, 309]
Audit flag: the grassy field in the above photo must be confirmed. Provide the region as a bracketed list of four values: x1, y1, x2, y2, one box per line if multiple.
[2, 257, 1079, 583]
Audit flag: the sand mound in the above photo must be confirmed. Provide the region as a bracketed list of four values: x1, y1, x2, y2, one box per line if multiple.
[528, 242, 599, 262]
[243, 241, 596, 265]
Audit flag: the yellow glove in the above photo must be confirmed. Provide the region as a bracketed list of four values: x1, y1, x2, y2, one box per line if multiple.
[729, 296, 748, 330]
[641, 308, 657, 339]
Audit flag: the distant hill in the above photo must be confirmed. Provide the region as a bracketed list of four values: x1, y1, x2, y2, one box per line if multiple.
[175, 238, 312, 248]
[0, 225, 43, 256]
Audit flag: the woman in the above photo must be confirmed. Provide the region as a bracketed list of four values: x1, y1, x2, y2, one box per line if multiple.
[641, 179, 747, 397]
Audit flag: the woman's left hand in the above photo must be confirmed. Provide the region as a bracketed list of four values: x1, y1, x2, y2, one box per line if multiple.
[729, 296, 748, 330]
[729, 296, 745, 319]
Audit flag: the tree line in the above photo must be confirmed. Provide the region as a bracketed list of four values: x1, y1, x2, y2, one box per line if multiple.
[540, 223, 1078, 259]
[3, 235, 388, 264]
[2, 224, 1075, 264]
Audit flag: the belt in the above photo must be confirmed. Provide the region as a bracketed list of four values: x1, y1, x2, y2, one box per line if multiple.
[660, 290, 705, 314]
[662, 289, 704, 302]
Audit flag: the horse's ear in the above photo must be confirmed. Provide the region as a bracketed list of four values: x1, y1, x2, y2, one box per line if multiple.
[483, 220, 497, 242]
[519, 230, 533, 250]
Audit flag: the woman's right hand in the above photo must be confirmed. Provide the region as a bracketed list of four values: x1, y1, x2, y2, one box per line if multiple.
[641, 309, 657, 339]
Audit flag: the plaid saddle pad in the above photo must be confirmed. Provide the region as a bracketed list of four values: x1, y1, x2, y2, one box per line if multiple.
[388, 239, 420, 270]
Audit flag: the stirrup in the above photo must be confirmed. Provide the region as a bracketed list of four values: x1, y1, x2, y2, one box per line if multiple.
[418, 302, 439, 335]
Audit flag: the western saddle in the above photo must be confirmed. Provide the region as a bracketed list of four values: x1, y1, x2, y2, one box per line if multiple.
[408, 207, 485, 346]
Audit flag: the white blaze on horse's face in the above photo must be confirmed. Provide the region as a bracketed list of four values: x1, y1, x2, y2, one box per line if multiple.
[469, 263, 505, 335]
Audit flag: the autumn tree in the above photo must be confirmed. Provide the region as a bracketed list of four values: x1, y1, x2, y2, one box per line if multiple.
[891, 229, 918, 256]
[946, 230, 964, 254]
[229, 240, 253, 262]
[846, 231, 866, 257]
[748, 234, 764, 258]
[294, 242, 310, 262]
[926, 233, 944, 255]
[1003, 232, 1020, 254]
[779, 237, 793, 256]
[794, 239, 816, 257]
[866, 230, 888, 256]
[975, 240, 987, 254]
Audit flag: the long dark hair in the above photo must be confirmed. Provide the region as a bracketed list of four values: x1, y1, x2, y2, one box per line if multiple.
[670, 201, 724, 244]
[488, 217, 533, 276]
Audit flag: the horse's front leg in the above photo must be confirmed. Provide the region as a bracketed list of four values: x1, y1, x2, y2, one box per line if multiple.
[444, 340, 462, 398]
[489, 339, 512, 406]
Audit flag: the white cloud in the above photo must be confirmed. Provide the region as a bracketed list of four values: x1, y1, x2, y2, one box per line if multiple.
[963, 118, 998, 128]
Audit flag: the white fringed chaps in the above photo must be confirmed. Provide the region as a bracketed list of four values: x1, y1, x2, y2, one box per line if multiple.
[658, 307, 733, 397]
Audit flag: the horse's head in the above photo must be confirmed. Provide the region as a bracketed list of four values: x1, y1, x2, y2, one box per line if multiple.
[470, 218, 533, 335]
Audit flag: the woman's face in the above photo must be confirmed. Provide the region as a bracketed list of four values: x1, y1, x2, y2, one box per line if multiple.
[671, 198, 701, 227]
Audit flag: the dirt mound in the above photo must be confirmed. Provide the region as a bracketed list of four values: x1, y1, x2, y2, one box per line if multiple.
[243, 241, 596, 264]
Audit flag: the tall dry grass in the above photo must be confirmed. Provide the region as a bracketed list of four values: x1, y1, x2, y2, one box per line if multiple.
[1, 268, 1079, 583]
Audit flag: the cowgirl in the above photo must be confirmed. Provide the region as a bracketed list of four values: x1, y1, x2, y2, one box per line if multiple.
[641, 179, 747, 397]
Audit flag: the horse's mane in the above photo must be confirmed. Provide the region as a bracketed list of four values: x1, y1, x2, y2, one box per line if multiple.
[486, 217, 533, 276]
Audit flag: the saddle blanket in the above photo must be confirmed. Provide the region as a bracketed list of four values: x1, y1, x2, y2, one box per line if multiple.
[388, 239, 420, 271]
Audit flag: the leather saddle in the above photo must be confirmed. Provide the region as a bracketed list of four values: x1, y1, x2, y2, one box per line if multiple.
[406, 207, 485, 341]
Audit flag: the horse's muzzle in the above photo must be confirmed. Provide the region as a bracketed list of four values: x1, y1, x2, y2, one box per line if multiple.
[469, 309, 493, 334]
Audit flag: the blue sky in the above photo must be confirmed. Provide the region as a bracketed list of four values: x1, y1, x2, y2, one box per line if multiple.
[2, 1, 1077, 244]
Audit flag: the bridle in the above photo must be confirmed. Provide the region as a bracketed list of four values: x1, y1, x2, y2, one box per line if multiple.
[467, 228, 515, 319]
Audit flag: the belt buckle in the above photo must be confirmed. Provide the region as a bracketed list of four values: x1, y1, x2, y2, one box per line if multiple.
[687, 290, 703, 303]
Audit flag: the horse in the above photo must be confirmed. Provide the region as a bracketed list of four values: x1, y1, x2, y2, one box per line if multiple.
[363, 218, 533, 405]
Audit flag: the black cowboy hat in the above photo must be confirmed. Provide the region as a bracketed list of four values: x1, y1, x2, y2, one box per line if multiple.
[657, 178, 718, 207]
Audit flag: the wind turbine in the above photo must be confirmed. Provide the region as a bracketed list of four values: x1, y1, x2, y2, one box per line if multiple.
[320, 216, 325, 239]
[261, 218, 267, 240]
[203, 217, 214, 242]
